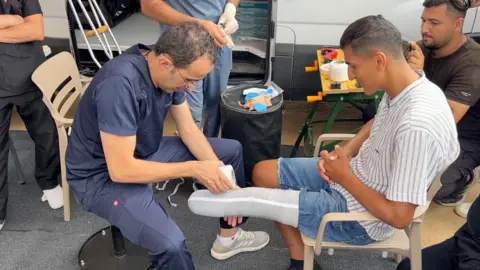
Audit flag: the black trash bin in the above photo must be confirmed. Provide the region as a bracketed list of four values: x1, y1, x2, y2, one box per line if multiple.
[220, 84, 283, 186]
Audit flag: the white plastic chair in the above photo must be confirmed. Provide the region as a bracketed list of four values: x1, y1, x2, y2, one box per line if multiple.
[31, 51, 89, 221]
[301, 133, 460, 270]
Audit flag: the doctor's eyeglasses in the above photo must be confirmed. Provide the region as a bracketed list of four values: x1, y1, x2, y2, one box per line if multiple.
[176, 69, 199, 90]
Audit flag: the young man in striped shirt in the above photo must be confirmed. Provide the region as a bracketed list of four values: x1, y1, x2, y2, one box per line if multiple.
[188, 15, 459, 269]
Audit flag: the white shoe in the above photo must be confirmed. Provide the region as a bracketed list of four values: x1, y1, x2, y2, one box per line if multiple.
[211, 228, 270, 260]
[0, 219, 4, 231]
[455, 202, 472, 219]
[41, 185, 64, 209]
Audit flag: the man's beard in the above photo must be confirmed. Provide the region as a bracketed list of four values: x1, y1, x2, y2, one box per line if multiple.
[423, 42, 441, 50]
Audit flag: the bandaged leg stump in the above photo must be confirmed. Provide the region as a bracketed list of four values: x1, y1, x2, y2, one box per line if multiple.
[188, 187, 300, 227]
[78, 225, 151, 270]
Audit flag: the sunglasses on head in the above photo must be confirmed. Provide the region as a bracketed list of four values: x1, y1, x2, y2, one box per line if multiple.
[450, 0, 472, 11]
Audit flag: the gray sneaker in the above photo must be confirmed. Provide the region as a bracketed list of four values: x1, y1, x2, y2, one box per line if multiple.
[211, 228, 270, 260]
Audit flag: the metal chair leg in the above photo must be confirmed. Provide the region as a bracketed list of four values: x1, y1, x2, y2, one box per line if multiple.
[9, 133, 26, 185]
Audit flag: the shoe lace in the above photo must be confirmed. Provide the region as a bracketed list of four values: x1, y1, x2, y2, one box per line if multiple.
[238, 229, 256, 240]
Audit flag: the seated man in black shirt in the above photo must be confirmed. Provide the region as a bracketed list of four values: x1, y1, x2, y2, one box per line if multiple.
[408, 0, 480, 206]
[364, 0, 480, 206]
[0, 0, 64, 230]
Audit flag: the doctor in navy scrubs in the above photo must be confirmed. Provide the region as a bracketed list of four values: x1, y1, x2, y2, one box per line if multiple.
[65, 22, 269, 269]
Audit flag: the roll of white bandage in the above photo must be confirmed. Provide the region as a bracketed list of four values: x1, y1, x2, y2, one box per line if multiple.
[220, 165, 236, 186]
[329, 60, 349, 82]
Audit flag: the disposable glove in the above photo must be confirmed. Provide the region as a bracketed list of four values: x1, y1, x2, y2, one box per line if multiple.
[218, 3, 239, 35]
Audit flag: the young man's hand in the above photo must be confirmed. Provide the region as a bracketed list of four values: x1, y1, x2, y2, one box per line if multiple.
[320, 145, 355, 185]
[318, 145, 353, 184]
[407, 41, 425, 70]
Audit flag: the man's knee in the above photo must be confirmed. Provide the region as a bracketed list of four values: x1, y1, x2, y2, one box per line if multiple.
[216, 138, 243, 161]
[252, 159, 279, 188]
[139, 223, 194, 268]
[435, 162, 472, 200]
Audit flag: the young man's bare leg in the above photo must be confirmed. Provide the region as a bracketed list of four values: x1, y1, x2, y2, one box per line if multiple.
[252, 160, 305, 260]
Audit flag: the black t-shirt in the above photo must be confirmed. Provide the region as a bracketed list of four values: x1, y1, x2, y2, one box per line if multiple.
[421, 36, 480, 143]
[0, 0, 45, 97]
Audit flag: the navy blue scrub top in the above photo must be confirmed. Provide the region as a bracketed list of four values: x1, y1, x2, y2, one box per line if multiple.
[66, 44, 186, 193]
[0, 0, 46, 97]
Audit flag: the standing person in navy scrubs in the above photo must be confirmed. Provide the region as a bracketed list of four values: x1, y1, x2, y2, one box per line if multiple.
[0, 0, 64, 231]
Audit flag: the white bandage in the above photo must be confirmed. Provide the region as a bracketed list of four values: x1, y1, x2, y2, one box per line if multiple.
[188, 187, 300, 227]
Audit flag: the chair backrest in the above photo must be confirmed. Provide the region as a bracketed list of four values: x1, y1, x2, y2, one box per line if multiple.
[413, 142, 461, 220]
[31, 51, 84, 122]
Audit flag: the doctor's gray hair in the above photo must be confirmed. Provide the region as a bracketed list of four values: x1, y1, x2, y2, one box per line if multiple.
[154, 21, 218, 69]
[339, 15, 403, 59]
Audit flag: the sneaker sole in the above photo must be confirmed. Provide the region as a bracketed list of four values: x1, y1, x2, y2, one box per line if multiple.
[436, 192, 468, 207]
[210, 236, 270, 260]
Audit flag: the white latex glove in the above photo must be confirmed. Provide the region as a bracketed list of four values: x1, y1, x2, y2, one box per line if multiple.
[218, 3, 239, 35]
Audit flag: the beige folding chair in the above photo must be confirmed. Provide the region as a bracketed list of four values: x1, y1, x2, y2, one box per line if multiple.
[301, 133, 460, 270]
[31, 51, 89, 222]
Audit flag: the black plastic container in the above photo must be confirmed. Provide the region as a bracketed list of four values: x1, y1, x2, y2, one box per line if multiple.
[220, 84, 283, 185]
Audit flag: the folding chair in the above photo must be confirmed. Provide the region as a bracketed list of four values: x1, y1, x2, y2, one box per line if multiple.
[31, 51, 87, 221]
[301, 133, 460, 270]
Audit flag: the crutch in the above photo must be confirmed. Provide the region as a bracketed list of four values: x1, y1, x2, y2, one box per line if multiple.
[67, 0, 122, 69]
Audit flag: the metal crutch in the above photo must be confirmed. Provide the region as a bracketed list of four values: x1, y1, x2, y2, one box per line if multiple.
[67, 0, 123, 69]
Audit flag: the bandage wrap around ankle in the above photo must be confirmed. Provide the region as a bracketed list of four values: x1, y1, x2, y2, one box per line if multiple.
[188, 187, 300, 227]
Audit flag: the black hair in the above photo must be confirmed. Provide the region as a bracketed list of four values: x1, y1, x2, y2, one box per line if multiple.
[423, 0, 468, 18]
[340, 15, 403, 58]
[154, 21, 217, 69]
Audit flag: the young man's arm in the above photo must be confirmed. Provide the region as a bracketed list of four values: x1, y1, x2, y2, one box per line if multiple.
[169, 100, 220, 162]
[0, 15, 24, 30]
[324, 129, 435, 229]
[341, 118, 374, 158]
[443, 61, 480, 123]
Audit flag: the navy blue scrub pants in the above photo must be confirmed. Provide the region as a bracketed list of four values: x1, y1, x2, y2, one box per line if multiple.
[83, 137, 247, 269]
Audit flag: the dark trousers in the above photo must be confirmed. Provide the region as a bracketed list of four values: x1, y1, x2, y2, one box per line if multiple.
[435, 138, 480, 201]
[0, 91, 61, 220]
[398, 196, 480, 270]
[397, 238, 458, 270]
[78, 137, 248, 269]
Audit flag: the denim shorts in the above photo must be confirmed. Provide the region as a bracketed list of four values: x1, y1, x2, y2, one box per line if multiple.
[278, 157, 374, 245]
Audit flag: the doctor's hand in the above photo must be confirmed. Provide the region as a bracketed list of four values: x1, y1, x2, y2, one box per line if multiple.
[192, 160, 234, 194]
[407, 41, 425, 71]
[199, 20, 228, 47]
[218, 3, 239, 35]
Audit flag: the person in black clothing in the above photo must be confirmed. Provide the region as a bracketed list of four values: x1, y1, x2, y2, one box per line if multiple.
[0, 0, 63, 230]
[397, 196, 480, 270]
[363, 0, 480, 206]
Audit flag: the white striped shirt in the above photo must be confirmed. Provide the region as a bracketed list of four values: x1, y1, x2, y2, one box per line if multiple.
[332, 71, 458, 241]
